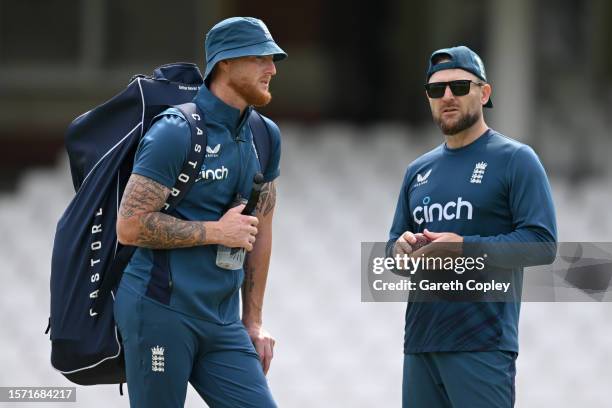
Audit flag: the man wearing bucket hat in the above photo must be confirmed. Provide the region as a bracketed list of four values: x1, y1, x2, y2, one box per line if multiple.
[388, 46, 557, 407]
[115, 17, 286, 407]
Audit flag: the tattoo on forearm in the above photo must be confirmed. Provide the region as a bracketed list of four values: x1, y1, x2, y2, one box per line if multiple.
[242, 261, 262, 315]
[137, 212, 206, 248]
[243, 262, 256, 293]
[256, 182, 276, 216]
[118, 174, 206, 249]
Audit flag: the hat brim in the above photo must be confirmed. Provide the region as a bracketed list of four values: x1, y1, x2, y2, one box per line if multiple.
[204, 41, 287, 80]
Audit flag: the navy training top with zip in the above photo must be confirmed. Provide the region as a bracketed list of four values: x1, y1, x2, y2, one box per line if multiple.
[387, 129, 557, 354]
[120, 84, 281, 324]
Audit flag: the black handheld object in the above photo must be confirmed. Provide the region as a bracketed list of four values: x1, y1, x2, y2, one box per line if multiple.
[241, 173, 265, 215]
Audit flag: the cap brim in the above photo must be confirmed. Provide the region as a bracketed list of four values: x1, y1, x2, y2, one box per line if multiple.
[204, 41, 287, 80]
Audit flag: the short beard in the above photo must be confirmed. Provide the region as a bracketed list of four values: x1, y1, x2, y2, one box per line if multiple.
[435, 110, 480, 135]
[228, 77, 272, 107]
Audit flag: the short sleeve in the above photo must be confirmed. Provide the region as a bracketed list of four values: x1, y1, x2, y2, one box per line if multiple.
[260, 116, 281, 183]
[132, 114, 191, 188]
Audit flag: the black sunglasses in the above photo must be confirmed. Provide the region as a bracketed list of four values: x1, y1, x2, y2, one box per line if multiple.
[424, 80, 484, 98]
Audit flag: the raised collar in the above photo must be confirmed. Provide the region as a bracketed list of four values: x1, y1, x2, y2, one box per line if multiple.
[193, 85, 252, 141]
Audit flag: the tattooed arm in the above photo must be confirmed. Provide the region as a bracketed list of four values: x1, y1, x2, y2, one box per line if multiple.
[116, 174, 258, 250]
[242, 181, 277, 374]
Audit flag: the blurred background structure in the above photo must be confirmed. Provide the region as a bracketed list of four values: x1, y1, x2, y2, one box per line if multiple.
[1, 0, 611, 406]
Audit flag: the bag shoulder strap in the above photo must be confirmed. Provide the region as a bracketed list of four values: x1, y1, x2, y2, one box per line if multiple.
[165, 102, 207, 209]
[92, 102, 206, 314]
[248, 110, 272, 174]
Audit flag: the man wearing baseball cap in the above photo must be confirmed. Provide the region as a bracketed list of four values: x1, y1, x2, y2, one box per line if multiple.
[114, 17, 286, 407]
[387, 46, 557, 406]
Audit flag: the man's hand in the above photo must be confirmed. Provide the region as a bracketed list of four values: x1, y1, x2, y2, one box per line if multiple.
[394, 231, 418, 256]
[244, 323, 275, 375]
[215, 204, 259, 251]
[394, 231, 430, 256]
[411, 228, 463, 258]
[423, 229, 463, 244]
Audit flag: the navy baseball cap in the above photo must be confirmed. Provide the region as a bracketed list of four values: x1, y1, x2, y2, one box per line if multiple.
[204, 17, 287, 81]
[426, 46, 492, 108]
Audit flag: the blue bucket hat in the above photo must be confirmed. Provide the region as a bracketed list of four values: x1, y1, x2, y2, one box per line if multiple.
[426, 45, 492, 108]
[204, 17, 287, 81]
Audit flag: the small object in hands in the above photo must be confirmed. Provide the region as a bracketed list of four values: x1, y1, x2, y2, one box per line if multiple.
[217, 173, 264, 270]
[411, 234, 431, 251]
[242, 173, 265, 215]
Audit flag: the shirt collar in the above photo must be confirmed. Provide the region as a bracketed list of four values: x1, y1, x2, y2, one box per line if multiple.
[442, 128, 492, 154]
[193, 85, 252, 140]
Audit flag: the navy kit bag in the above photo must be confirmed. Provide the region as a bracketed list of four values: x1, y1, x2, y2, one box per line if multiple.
[49, 62, 273, 386]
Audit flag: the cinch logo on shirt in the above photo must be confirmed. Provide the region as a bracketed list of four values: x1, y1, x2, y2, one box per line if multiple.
[195, 165, 229, 182]
[413, 196, 473, 225]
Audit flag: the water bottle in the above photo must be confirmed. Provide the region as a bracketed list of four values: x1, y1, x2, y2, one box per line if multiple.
[216, 173, 264, 270]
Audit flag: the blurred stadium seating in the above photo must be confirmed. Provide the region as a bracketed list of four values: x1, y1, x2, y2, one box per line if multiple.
[0, 126, 610, 407]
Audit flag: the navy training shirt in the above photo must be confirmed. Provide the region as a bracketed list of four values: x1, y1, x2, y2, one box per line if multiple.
[120, 85, 281, 324]
[388, 129, 557, 353]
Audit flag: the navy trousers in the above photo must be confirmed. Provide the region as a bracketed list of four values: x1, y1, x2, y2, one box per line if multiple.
[114, 284, 276, 408]
[403, 351, 516, 408]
